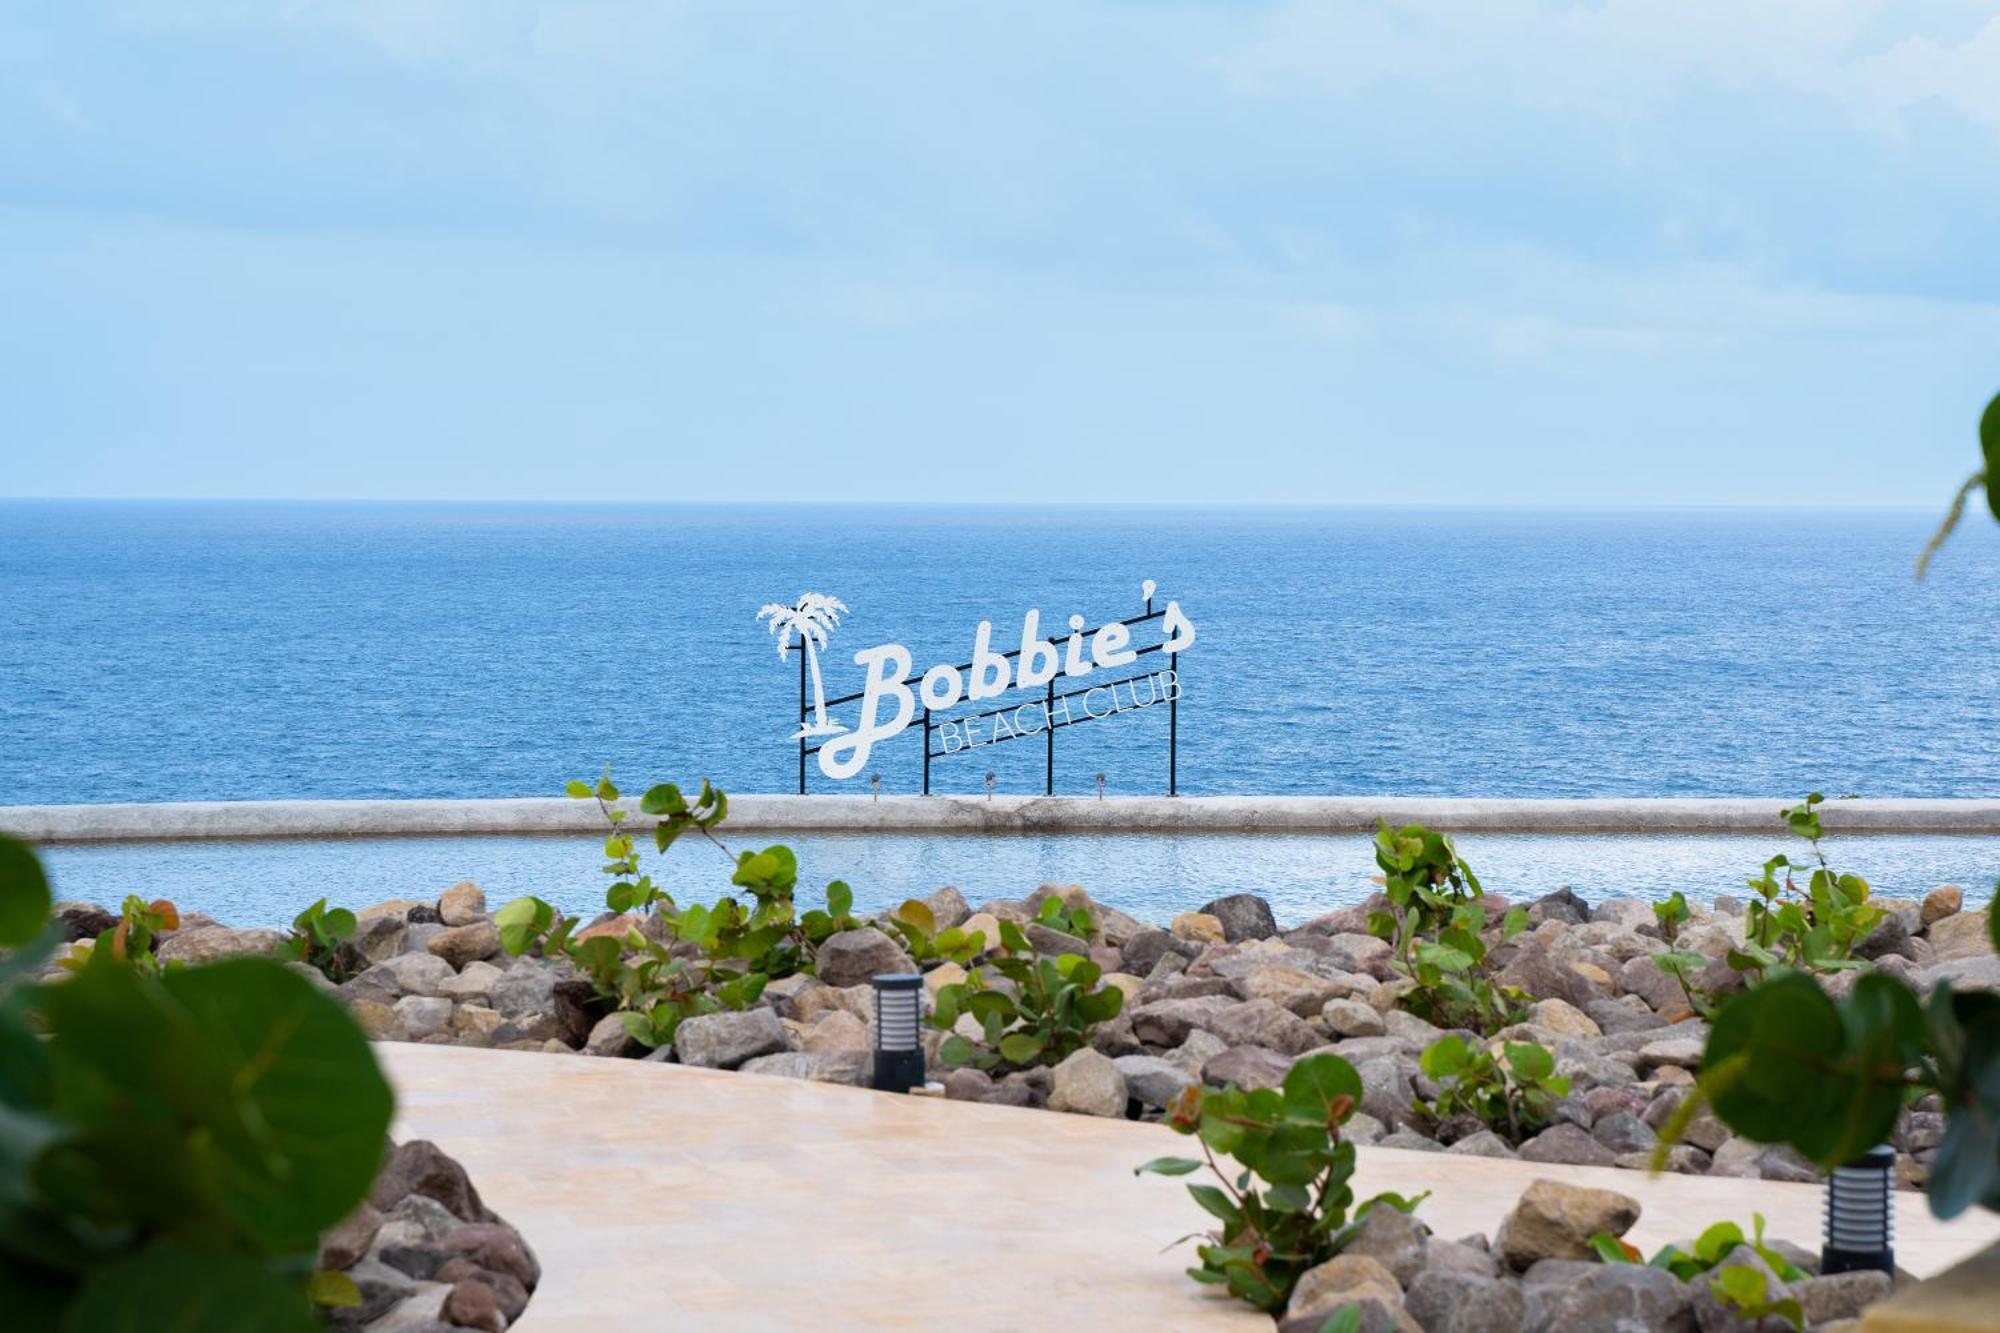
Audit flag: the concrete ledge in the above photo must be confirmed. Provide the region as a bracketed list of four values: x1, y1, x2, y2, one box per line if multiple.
[6, 795, 2000, 843]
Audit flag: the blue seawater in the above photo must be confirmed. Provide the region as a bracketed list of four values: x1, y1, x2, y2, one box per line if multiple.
[4, 500, 1999, 805]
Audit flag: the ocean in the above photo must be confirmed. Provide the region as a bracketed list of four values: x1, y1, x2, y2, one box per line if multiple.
[5, 500, 1998, 920]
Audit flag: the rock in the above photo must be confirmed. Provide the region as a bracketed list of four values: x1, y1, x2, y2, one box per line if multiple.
[1170, 911, 1226, 945]
[923, 885, 971, 930]
[793, 982, 874, 1025]
[435, 958, 503, 1003]
[1589, 995, 1669, 1035]
[1024, 922, 1092, 957]
[1494, 1177, 1641, 1270]
[1789, 1270, 1890, 1325]
[1635, 1037, 1705, 1073]
[155, 925, 283, 964]
[1129, 995, 1235, 1046]
[1378, 1129, 1445, 1152]
[1358, 1057, 1416, 1126]
[1422, 1238, 1499, 1278]
[583, 1012, 639, 1058]
[451, 1004, 505, 1045]
[1048, 1048, 1128, 1116]
[1690, 1247, 1783, 1332]
[356, 952, 457, 1000]
[326, 1257, 423, 1327]
[1528, 997, 1601, 1038]
[1202, 1045, 1293, 1091]
[437, 1221, 540, 1289]
[318, 1201, 383, 1270]
[348, 998, 399, 1040]
[1285, 1253, 1405, 1326]
[1120, 927, 1189, 975]
[1404, 1270, 1527, 1333]
[676, 1008, 791, 1069]
[1113, 1054, 1196, 1108]
[438, 881, 487, 927]
[1163, 1028, 1229, 1075]
[958, 912, 1004, 950]
[1518, 1122, 1618, 1167]
[1921, 885, 1963, 926]
[1530, 887, 1592, 925]
[550, 978, 603, 1048]
[1592, 1112, 1657, 1155]
[1203, 998, 1322, 1056]
[1545, 1264, 1693, 1332]
[1344, 1202, 1429, 1285]
[427, 920, 502, 970]
[1446, 1130, 1516, 1158]
[370, 1141, 494, 1223]
[1616, 955, 1687, 1011]
[943, 1066, 1031, 1106]
[738, 1050, 868, 1085]
[1238, 964, 1342, 1017]
[1197, 894, 1278, 942]
[803, 1009, 871, 1054]
[1927, 907, 1991, 961]
[1855, 914, 1912, 962]
[392, 995, 454, 1041]
[1325, 997, 1388, 1037]
[443, 1278, 505, 1332]
[351, 913, 410, 963]
[814, 927, 916, 988]
[487, 960, 557, 1019]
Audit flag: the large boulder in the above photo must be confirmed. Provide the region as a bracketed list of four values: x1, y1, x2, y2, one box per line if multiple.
[427, 921, 501, 970]
[1236, 964, 1343, 1017]
[353, 952, 456, 1000]
[1120, 927, 1190, 976]
[1494, 1178, 1640, 1271]
[1197, 894, 1278, 942]
[369, 1140, 495, 1223]
[813, 928, 916, 988]
[438, 881, 488, 927]
[1544, 1264, 1693, 1333]
[1344, 1202, 1429, 1285]
[675, 1009, 792, 1069]
[1921, 885, 1964, 926]
[1129, 995, 1235, 1047]
[1201, 998, 1321, 1056]
[156, 925, 283, 965]
[1927, 907, 1991, 961]
[1047, 1048, 1128, 1116]
[1283, 1254, 1405, 1330]
[922, 885, 971, 930]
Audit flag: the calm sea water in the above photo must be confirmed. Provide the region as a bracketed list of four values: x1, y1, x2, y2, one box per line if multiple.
[6, 500, 2000, 804]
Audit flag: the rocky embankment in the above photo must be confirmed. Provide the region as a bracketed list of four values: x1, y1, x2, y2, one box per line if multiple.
[51, 879, 1991, 1190]
[323, 1139, 539, 1332]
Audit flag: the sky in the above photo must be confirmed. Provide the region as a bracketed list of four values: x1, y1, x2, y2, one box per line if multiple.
[3, 1, 1999, 505]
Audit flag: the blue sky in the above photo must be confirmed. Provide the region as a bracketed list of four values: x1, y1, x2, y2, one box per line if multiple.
[3, 2, 1998, 504]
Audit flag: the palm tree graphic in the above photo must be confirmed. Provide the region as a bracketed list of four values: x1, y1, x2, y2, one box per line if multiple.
[758, 593, 851, 739]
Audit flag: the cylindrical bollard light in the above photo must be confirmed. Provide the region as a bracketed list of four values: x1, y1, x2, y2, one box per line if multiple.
[871, 973, 925, 1094]
[1822, 1145, 1896, 1276]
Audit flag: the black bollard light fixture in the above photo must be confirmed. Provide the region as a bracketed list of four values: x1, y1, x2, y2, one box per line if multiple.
[871, 973, 925, 1094]
[1821, 1145, 1896, 1276]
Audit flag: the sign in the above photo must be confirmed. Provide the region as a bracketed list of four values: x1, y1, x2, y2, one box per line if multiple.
[757, 582, 1197, 794]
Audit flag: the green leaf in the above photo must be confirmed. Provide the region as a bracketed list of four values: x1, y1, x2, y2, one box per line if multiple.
[1504, 1042, 1556, 1083]
[1983, 390, 2000, 524]
[639, 783, 686, 816]
[63, 1243, 320, 1332]
[0, 836, 52, 948]
[824, 881, 853, 919]
[1588, 1232, 1640, 1264]
[1693, 1220, 1744, 1265]
[1186, 1183, 1241, 1228]
[1133, 1156, 1203, 1177]
[564, 779, 593, 799]
[1283, 1053, 1362, 1125]
[306, 1269, 361, 1308]
[938, 1035, 976, 1067]
[998, 1032, 1046, 1065]
[1420, 1035, 1470, 1079]
[1316, 1307, 1363, 1333]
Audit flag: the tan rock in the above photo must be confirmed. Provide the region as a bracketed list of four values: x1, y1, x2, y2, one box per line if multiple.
[1570, 961, 1614, 988]
[1047, 1048, 1127, 1116]
[1528, 998, 1601, 1038]
[1928, 907, 1991, 961]
[958, 912, 1003, 951]
[437, 959, 504, 1003]
[793, 983, 874, 1024]
[1285, 1253, 1412, 1328]
[348, 998, 400, 1040]
[356, 899, 426, 924]
[923, 962, 968, 998]
[1923, 885, 1965, 926]
[451, 1004, 505, 1044]
[573, 914, 642, 945]
[804, 1009, 871, 1054]
[155, 925, 283, 965]
[1099, 971, 1144, 1005]
[438, 880, 488, 927]
[1495, 1178, 1641, 1271]
[428, 921, 502, 970]
[1237, 964, 1341, 1017]
[1171, 912, 1225, 945]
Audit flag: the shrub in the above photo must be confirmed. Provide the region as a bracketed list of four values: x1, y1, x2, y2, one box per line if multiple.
[930, 919, 1123, 1069]
[1418, 1035, 1569, 1145]
[1593, 1215, 1807, 1329]
[1134, 1053, 1427, 1313]
[1652, 889, 1690, 944]
[59, 893, 178, 977]
[281, 896, 360, 983]
[1366, 822, 1528, 1034]
[882, 898, 986, 967]
[1731, 793, 1885, 979]
[0, 835, 394, 1329]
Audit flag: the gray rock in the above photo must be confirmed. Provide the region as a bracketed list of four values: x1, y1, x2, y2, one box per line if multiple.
[1519, 1122, 1618, 1167]
[435, 958, 503, 1003]
[1592, 1111, 1658, 1155]
[391, 995, 453, 1041]
[1120, 928, 1190, 976]
[1344, 1202, 1429, 1285]
[1163, 1028, 1229, 1074]
[1377, 1129, 1444, 1151]
[156, 924, 284, 965]
[1129, 995, 1235, 1046]
[1530, 887, 1592, 925]
[1446, 1130, 1517, 1158]
[318, 1201, 383, 1270]
[351, 913, 410, 964]
[1855, 913, 1912, 961]
[1545, 1264, 1693, 1333]
[942, 1066, 1032, 1106]
[1113, 1054, 1196, 1108]
[354, 952, 457, 1000]
[583, 1012, 639, 1058]
[1405, 1270, 1527, 1333]
[1690, 1247, 1784, 1332]
[1202, 1045, 1293, 1091]
[813, 927, 916, 988]
[922, 885, 971, 930]
[1202, 998, 1322, 1056]
[1357, 1057, 1416, 1126]
[487, 959, 558, 1019]
[1197, 893, 1279, 941]
[1588, 995, 1669, 1035]
[1048, 1047, 1128, 1116]
[675, 1008, 792, 1069]
[738, 1050, 868, 1085]
[1788, 1270, 1890, 1325]
[1324, 997, 1388, 1037]
[1422, 1238, 1499, 1278]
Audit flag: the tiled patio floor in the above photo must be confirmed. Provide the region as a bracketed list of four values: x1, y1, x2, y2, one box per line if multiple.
[381, 1043, 2000, 1332]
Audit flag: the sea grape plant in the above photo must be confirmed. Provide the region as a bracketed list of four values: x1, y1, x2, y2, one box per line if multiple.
[1366, 822, 1529, 1034]
[1731, 793, 1885, 980]
[60, 894, 179, 978]
[1652, 890, 1691, 944]
[882, 898, 986, 967]
[1031, 893, 1095, 943]
[1592, 1214, 1808, 1329]
[1134, 1053, 1428, 1314]
[930, 919, 1124, 1069]
[281, 896, 360, 983]
[0, 835, 394, 1331]
[1417, 1035, 1569, 1146]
